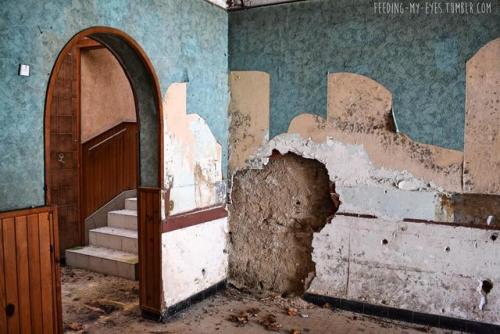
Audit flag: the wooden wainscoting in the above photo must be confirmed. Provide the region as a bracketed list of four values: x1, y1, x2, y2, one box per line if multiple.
[81, 122, 137, 221]
[0, 207, 62, 334]
[138, 187, 163, 318]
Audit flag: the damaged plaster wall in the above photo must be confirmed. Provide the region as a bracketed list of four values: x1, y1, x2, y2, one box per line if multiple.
[229, 0, 500, 149]
[162, 217, 228, 307]
[464, 38, 500, 195]
[163, 83, 225, 215]
[289, 73, 463, 194]
[310, 215, 500, 324]
[229, 153, 337, 295]
[227, 67, 500, 324]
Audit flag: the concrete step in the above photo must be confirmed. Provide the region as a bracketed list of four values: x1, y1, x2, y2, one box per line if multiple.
[66, 245, 138, 280]
[89, 226, 138, 254]
[125, 197, 137, 210]
[108, 209, 137, 230]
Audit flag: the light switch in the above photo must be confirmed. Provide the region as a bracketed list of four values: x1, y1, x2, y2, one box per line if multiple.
[19, 64, 30, 77]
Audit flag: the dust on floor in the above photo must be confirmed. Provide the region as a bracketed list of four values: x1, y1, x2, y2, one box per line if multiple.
[62, 267, 454, 334]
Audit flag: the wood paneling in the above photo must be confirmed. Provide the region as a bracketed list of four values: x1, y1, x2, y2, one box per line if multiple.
[138, 187, 162, 317]
[0, 207, 61, 334]
[81, 122, 137, 219]
[48, 48, 81, 257]
[163, 206, 228, 233]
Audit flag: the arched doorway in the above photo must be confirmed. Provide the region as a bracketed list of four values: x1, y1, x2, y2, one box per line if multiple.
[44, 27, 164, 322]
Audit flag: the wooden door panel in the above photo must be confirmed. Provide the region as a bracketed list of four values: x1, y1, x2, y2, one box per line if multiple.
[138, 188, 162, 317]
[0, 208, 61, 334]
[14, 216, 32, 333]
[27, 214, 44, 333]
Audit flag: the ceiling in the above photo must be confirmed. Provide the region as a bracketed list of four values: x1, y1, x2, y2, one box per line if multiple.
[208, 0, 306, 10]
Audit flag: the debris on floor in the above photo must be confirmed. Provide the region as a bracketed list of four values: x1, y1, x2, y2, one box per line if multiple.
[62, 267, 453, 333]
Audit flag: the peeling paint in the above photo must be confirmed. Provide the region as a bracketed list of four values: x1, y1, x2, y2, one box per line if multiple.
[464, 38, 500, 195]
[288, 73, 463, 193]
[163, 83, 224, 214]
[228, 71, 270, 174]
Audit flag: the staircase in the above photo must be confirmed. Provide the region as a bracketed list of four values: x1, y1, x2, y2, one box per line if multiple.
[66, 197, 138, 280]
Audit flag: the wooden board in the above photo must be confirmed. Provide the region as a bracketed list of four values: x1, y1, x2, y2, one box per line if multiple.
[0, 207, 61, 334]
[138, 188, 163, 317]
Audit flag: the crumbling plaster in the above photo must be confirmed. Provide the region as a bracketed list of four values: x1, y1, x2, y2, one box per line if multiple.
[163, 83, 225, 215]
[228, 69, 500, 324]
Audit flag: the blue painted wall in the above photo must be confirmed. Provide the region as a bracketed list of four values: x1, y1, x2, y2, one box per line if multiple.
[229, 0, 500, 149]
[0, 0, 228, 211]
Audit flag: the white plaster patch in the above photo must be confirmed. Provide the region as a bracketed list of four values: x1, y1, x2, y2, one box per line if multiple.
[250, 133, 438, 190]
[162, 218, 228, 307]
[309, 216, 500, 324]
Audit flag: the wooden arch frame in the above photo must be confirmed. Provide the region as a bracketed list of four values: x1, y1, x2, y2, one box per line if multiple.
[44, 26, 164, 318]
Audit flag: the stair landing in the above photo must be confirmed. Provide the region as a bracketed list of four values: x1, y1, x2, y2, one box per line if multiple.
[66, 197, 138, 280]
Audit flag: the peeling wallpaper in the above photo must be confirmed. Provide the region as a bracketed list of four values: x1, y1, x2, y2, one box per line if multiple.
[229, 0, 500, 149]
[0, 0, 228, 211]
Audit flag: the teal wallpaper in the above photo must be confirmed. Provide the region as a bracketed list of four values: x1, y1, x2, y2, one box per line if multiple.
[0, 0, 228, 211]
[229, 0, 500, 149]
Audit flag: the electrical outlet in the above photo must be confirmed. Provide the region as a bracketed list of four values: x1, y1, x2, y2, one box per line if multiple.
[19, 64, 30, 76]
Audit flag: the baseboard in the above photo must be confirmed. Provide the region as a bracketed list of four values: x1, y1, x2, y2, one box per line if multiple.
[303, 293, 500, 334]
[163, 280, 227, 319]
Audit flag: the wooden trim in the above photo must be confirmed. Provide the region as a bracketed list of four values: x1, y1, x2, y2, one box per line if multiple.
[162, 205, 228, 233]
[138, 187, 163, 316]
[0, 206, 54, 219]
[75, 38, 102, 49]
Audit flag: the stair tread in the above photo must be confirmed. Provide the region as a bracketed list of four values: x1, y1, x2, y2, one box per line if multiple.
[126, 197, 137, 201]
[90, 226, 137, 239]
[66, 245, 138, 264]
[109, 209, 137, 216]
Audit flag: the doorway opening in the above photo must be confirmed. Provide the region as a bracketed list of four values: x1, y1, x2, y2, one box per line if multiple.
[44, 27, 164, 325]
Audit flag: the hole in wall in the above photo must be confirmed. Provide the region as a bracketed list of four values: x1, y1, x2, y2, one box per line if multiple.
[482, 279, 493, 294]
[381, 239, 388, 245]
[491, 233, 498, 241]
[445, 246, 450, 252]
[228, 152, 339, 296]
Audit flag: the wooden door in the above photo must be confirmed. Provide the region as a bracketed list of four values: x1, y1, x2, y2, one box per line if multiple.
[48, 49, 81, 257]
[0, 207, 62, 334]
